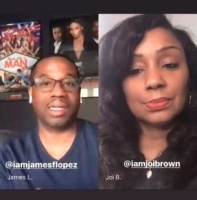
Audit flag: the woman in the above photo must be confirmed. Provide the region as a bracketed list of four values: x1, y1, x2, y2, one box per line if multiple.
[18, 40, 29, 55]
[99, 14, 197, 189]
[6, 40, 20, 53]
[26, 39, 40, 57]
[63, 18, 98, 77]
[69, 19, 85, 60]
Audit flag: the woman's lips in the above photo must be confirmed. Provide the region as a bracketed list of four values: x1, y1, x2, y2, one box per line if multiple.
[145, 97, 171, 111]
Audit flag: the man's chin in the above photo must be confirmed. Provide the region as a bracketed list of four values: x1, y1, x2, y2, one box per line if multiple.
[46, 117, 77, 130]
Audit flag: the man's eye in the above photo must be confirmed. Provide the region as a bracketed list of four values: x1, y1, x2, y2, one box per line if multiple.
[41, 80, 53, 86]
[63, 81, 76, 87]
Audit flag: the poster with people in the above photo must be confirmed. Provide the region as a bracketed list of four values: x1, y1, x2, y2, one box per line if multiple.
[0, 21, 41, 101]
[49, 14, 98, 78]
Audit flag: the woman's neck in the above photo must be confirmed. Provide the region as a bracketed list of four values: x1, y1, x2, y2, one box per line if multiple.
[74, 34, 84, 42]
[139, 124, 173, 161]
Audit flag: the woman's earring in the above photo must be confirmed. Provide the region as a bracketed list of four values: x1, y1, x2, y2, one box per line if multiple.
[188, 92, 192, 105]
[29, 95, 32, 104]
[80, 97, 83, 104]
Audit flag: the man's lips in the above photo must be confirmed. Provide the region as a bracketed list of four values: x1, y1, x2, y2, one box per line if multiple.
[49, 104, 67, 108]
[145, 97, 171, 110]
[48, 103, 68, 117]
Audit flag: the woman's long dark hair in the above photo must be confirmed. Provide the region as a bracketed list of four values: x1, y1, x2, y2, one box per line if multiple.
[99, 14, 197, 189]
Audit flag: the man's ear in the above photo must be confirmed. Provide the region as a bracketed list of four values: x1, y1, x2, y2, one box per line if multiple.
[28, 87, 32, 104]
[79, 87, 82, 104]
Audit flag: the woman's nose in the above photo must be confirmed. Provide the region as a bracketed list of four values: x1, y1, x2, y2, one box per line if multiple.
[145, 67, 166, 90]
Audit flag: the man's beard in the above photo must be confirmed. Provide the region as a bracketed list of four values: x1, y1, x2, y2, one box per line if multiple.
[39, 108, 79, 132]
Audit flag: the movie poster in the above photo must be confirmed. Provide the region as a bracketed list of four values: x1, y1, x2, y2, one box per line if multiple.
[49, 14, 98, 78]
[0, 21, 41, 101]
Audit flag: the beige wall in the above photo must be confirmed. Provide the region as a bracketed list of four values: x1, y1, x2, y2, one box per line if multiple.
[78, 97, 98, 123]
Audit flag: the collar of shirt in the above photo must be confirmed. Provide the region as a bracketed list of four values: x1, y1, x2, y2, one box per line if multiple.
[93, 38, 98, 44]
[54, 41, 62, 53]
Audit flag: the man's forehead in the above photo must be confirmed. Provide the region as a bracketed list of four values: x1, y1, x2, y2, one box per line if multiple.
[38, 57, 73, 66]
[35, 57, 77, 75]
[53, 27, 61, 31]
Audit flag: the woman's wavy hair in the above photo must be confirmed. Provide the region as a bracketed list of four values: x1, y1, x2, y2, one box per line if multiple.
[99, 14, 197, 189]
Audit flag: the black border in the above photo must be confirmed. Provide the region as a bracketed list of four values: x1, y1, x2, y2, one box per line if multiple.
[1, 189, 197, 199]
[0, 0, 197, 199]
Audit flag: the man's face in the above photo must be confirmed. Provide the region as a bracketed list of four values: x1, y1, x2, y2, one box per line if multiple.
[29, 57, 80, 130]
[52, 27, 63, 42]
[92, 21, 98, 39]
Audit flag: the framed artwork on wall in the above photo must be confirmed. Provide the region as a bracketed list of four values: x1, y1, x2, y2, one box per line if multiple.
[49, 14, 98, 82]
[0, 20, 41, 101]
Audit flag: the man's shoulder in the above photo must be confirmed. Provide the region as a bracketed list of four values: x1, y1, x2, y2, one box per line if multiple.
[0, 129, 19, 145]
[77, 119, 98, 157]
[0, 128, 36, 153]
[78, 119, 98, 140]
[79, 119, 98, 132]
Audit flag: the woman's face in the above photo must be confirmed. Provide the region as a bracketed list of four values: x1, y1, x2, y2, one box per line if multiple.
[21, 41, 28, 48]
[122, 28, 190, 128]
[30, 40, 34, 47]
[69, 22, 83, 39]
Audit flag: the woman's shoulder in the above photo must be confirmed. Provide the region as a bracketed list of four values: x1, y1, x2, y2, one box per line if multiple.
[183, 174, 197, 189]
[60, 41, 73, 52]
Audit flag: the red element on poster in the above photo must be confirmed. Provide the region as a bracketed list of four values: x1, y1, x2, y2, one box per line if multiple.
[5, 57, 27, 69]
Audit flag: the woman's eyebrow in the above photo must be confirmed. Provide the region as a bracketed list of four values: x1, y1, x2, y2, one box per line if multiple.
[133, 45, 183, 58]
[156, 46, 183, 54]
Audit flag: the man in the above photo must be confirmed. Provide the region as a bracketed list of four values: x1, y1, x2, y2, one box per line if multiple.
[0, 54, 98, 189]
[52, 25, 66, 54]
[0, 76, 4, 86]
[91, 18, 99, 46]
[5, 68, 30, 88]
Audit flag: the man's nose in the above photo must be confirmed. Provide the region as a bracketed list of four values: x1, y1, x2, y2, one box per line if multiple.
[51, 81, 67, 97]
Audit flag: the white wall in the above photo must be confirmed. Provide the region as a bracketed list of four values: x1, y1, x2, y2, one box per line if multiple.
[170, 14, 197, 45]
[99, 14, 197, 45]
[99, 14, 141, 39]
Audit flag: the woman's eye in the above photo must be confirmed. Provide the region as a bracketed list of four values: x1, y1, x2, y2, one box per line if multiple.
[129, 69, 144, 76]
[163, 63, 179, 69]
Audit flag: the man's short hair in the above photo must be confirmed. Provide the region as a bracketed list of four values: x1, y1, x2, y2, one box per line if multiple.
[52, 24, 63, 31]
[29, 54, 80, 85]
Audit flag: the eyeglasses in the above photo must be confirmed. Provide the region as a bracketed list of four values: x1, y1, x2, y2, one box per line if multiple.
[32, 77, 81, 92]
